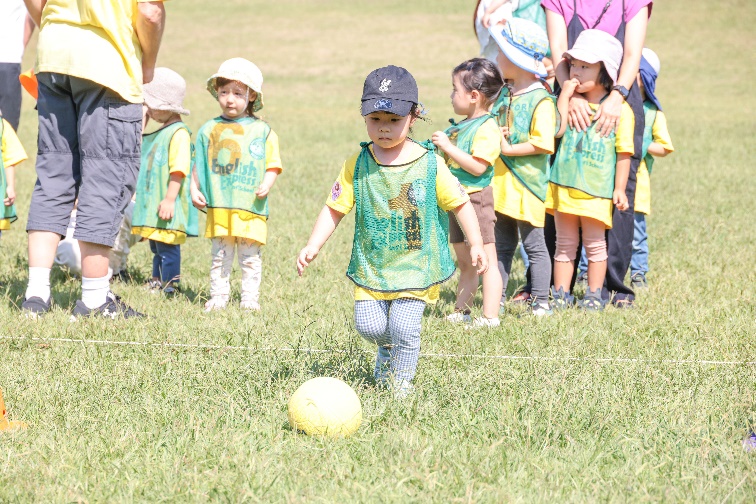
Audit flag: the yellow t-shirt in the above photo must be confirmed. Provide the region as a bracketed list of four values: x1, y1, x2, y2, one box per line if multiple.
[634, 110, 674, 215]
[35, 0, 169, 103]
[205, 130, 282, 245]
[492, 99, 556, 227]
[326, 146, 469, 303]
[449, 118, 501, 194]
[546, 101, 634, 228]
[0, 119, 28, 231]
[132, 127, 192, 244]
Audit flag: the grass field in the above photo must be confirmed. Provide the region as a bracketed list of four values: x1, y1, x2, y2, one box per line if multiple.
[1, 0, 754, 501]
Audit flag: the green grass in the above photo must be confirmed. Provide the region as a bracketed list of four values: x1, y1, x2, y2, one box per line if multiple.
[1, 0, 754, 501]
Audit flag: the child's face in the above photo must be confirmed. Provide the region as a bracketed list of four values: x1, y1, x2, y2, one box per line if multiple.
[364, 111, 416, 150]
[496, 49, 517, 79]
[568, 58, 602, 94]
[217, 81, 252, 119]
[147, 108, 175, 123]
[450, 74, 475, 116]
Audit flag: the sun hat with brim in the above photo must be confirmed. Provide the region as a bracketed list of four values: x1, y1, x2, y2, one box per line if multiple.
[563, 29, 623, 84]
[207, 58, 264, 112]
[143, 67, 190, 115]
[489, 18, 549, 78]
[640, 47, 662, 111]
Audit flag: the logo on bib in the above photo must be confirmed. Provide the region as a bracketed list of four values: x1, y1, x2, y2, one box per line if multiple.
[374, 99, 393, 111]
[248, 138, 266, 160]
[379, 79, 392, 92]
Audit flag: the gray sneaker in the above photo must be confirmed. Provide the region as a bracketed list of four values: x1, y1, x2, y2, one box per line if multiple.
[21, 296, 51, 319]
[550, 286, 575, 310]
[71, 292, 146, 320]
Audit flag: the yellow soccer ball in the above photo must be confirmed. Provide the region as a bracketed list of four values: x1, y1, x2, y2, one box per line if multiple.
[287, 377, 362, 438]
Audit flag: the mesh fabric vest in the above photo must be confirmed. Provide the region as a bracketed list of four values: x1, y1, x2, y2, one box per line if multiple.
[0, 119, 16, 226]
[346, 141, 456, 293]
[133, 122, 198, 238]
[442, 114, 496, 189]
[549, 99, 616, 199]
[493, 87, 556, 201]
[197, 116, 271, 217]
[641, 101, 658, 174]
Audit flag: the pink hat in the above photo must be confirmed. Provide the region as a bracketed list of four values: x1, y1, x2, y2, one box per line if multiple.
[563, 29, 623, 84]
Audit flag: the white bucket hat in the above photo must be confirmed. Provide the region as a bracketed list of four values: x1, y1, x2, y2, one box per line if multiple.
[143, 67, 190, 115]
[489, 18, 550, 78]
[642, 47, 661, 74]
[563, 29, 623, 84]
[206, 58, 264, 112]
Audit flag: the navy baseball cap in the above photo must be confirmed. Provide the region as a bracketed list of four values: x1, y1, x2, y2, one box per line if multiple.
[361, 65, 418, 117]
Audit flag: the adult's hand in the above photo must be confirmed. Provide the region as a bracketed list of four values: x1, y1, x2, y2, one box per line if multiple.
[593, 91, 623, 137]
[567, 94, 593, 132]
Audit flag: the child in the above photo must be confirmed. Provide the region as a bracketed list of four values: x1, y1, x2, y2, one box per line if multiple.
[191, 58, 283, 311]
[432, 58, 504, 327]
[0, 112, 27, 236]
[630, 47, 674, 288]
[547, 29, 634, 310]
[132, 68, 197, 295]
[488, 18, 557, 316]
[297, 66, 488, 397]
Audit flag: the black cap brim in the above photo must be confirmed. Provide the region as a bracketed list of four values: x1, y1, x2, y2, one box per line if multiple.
[361, 98, 414, 117]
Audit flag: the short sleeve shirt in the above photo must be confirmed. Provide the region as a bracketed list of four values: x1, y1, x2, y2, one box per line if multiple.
[541, 0, 652, 36]
[1, 119, 28, 167]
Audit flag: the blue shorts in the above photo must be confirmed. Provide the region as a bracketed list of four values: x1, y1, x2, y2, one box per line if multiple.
[26, 72, 142, 247]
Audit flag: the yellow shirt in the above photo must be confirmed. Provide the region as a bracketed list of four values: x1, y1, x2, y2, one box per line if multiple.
[634, 110, 674, 215]
[492, 99, 556, 227]
[546, 101, 634, 228]
[35, 0, 169, 103]
[450, 117, 501, 194]
[132, 127, 192, 244]
[1, 118, 28, 230]
[205, 130, 282, 245]
[327, 146, 469, 303]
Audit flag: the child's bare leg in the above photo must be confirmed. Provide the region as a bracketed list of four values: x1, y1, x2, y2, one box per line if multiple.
[453, 242, 478, 312]
[581, 216, 608, 292]
[553, 211, 580, 291]
[481, 242, 502, 318]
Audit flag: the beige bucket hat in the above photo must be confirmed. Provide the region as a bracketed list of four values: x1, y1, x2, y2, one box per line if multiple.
[206, 58, 264, 112]
[143, 67, 190, 115]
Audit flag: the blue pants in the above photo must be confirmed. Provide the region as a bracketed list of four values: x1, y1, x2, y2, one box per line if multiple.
[631, 213, 648, 275]
[149, 239, 181, 284]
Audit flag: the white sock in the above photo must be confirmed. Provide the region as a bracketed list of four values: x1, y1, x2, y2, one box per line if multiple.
[25, 267, 51, 302]
[81, 275, 111, 309]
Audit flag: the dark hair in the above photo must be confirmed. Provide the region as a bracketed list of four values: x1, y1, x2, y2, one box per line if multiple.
[215, 77, 259, 118]
[597, 63, 614, 93]
[452, 58, 504, 105]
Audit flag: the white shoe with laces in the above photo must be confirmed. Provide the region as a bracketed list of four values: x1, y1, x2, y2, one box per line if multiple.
[445, 311, 472, 324]
[467, 316, 501, 329]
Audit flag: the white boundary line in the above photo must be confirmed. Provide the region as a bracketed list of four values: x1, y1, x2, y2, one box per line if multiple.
[2, 335, 755, 367]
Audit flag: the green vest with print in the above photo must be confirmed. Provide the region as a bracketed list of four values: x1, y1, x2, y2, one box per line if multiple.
[642, 101, 658, 174]
[133, 122, 198, 238]
[347, 141, 456, 292]
[0, 119, 17, 225]
[196, 116, 271, 217]
[549, 100, 616, 199]
[492, 87, 556, 201]
[442, 114, 496, 189]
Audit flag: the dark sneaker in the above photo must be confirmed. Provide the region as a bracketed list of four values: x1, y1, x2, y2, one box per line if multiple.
[21, 296, 51, 319]
[163, 284, 179, 297]
[631, 272, 648, 289]
[578, 287, 607, 311]
[144, 279, 162, 292]
[71, 292, 146, 320]
[550, 286, 574, 310]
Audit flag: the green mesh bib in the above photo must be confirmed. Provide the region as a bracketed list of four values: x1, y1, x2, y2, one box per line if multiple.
[442, 114, 496, 189]
[549, 99, 617, 199]
[195, 116, 271, 217]
[641, 101, 658, 174]
[0, 119, 17, 225]
[346, 141, 456, 292]
[133, 122, 198, 238]
[492, 87, 556, 201]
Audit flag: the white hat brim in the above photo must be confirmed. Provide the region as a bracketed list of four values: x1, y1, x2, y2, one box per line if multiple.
[489, 26, 547, 78]
[143, 91, 190, 116]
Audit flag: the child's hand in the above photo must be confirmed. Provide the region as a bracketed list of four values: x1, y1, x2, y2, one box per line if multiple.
[157, 198, 175, 220]
[431, 131, 452, 152]
[563, 78, 579, 94]
[190, 185, 207, 209]
[296, 245, 320, 276]
[469, 244, 489, 275]
[255, 183, 271, 198]
[500, 126, 514, 155]
[613, 189, 629, 212]
[4, 187, 15, 206]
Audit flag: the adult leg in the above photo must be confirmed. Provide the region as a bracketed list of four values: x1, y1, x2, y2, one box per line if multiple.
[493, 211, 519, 304]
[238, 238, 262, 309]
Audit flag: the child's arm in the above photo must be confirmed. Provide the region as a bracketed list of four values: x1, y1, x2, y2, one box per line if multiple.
[647, 142, 671, 158]
[255, 168, 281, 198]
[3, 165, 15, 206]
[451, 201, 489, 274]
[481, 0, 511, 28]
[555, 78, 579, 138]
[157, 173, 183, 220]
[432, 131, 490, 177]
[297, 205, 345, 276]
[500, 130, 551, 157]
[612, 153, 631, 211]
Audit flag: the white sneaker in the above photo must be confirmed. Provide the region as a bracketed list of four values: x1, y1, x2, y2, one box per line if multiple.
[467, 316, 501, 328]
[204, 297, 228, 312]
[240, 300, 261, 311]
[391, 379, 415, 400]
[530, 302, 554, 317]
[445, 311, 472, 324]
